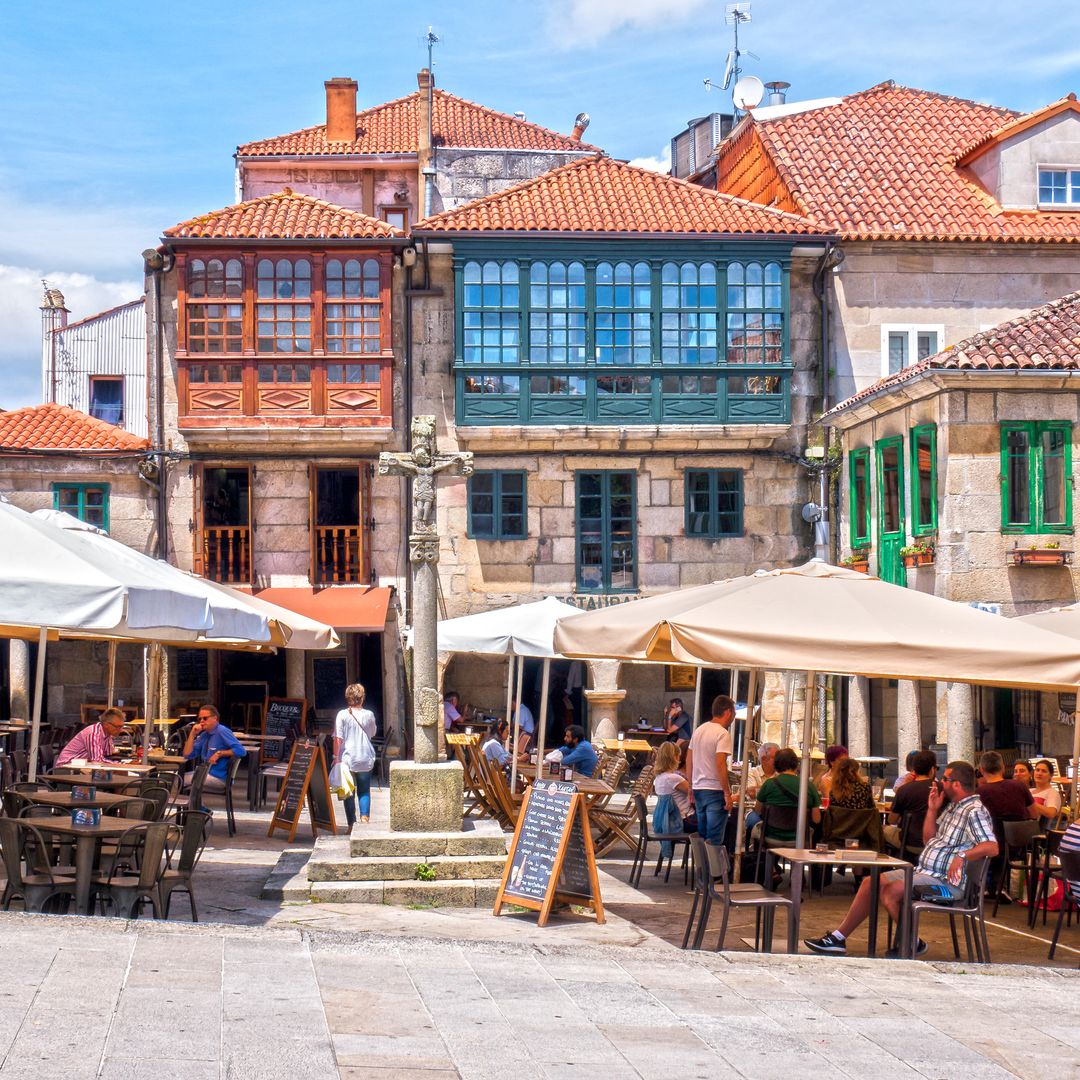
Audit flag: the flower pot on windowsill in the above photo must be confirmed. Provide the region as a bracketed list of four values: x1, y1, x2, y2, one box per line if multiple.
[902, 551, 935, 569]
[1008, 547, 1073, 567]
[842, 556, 870, 573]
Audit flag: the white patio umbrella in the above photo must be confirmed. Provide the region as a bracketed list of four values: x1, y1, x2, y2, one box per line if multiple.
[437, 596, 582, 785]
[555, 560, 1080, 850]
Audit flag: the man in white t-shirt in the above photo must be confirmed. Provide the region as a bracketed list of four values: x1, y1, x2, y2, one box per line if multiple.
[685, 694, 736, 846]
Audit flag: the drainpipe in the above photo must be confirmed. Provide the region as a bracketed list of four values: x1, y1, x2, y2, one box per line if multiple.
[812, 241, 844, 565]
[143, 248, 173, 562]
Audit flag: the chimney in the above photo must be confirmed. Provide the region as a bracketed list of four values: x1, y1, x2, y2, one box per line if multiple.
[324, 77, 358, 142]
[40, 284, 69, 405]
[765, 81, 790, 107]
[417, 68, 435, 214]
[571, 112, 591, 142]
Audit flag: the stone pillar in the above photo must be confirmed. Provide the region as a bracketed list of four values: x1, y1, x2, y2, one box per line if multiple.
[9, 639, 30, 722]
[584, 659, 623, 741]
[410, 536, 440, 765]
[847, 676, 871, 758]
[934, 681, 949, 746]
[286, 649, 306, 699]
[943, 682, 977, 763]
[896, 679, 922, 765]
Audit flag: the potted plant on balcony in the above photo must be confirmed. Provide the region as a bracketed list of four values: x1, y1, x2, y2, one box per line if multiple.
[1008, 539, 1074, 567]
[900, 540, 935, 569]
[841, 549, 871, 573]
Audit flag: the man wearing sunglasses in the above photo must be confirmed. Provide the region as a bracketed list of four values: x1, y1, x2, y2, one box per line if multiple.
[804, 760, 997, 958]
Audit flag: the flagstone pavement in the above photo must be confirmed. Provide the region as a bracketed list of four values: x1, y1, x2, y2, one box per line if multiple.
[0, 911, 1075, 1080]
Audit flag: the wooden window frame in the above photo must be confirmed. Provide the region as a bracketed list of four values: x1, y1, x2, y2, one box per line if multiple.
[875, 435, 906, 539]
[53, 482, 110, 532]
[684, 468, 743, 538]
[849, 447, 872, 548]
[185, 256, 244, 354]
[467, 471, 528, 540]
[309, 465, 369, 585]
[1000, 421, 1073, 534]
[909, 424, 937, 536]
[575, 470, 637, 593]
[194, 463, 254, 585]
[88, 375, 124, 426]
[325, 257, 382, 357]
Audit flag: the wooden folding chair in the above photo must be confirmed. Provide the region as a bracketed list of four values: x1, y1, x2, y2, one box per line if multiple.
[591, 765, 656, 857]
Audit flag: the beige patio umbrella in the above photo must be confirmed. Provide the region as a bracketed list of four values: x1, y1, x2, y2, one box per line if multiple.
[555, 561, 1080, 846]
[1016, 604, 1080, 814]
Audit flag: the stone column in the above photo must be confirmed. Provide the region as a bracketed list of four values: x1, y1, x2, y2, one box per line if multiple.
[285, 648, 306, 700]
[584, 659, 623, 742]
[410, 536, 441, 764]
[943, 682, 976, 763]
[896, 679, 922, 765]
[9, 639, 30, 722]
[846, 676, 871, 758]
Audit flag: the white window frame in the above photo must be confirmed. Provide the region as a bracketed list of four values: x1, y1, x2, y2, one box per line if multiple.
[880, 324, 945, 378]
[1037, 164, 1080, 209]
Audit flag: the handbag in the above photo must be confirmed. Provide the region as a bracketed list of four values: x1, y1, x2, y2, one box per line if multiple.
[329, 761, 356, 801]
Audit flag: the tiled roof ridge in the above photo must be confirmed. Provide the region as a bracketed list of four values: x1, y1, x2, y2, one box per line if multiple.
[0, 403, 149, 452]
[54, 298, 144, 335]
[415, 153, 823, 232]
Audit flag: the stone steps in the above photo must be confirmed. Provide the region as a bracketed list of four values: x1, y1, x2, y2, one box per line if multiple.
[309, 878, 503, 906]
[348, 817, 508, 858]
[308, 839, 506, 882]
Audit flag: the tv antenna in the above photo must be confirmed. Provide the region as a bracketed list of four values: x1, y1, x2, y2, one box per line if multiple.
[424, 26, 439, 70]
[703, 3, 760, 119]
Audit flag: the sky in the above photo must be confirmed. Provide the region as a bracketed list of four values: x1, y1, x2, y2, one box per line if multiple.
[2, 0, 1079, 407]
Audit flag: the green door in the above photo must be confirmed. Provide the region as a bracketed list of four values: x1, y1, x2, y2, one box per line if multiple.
[875, 436, 906, 586]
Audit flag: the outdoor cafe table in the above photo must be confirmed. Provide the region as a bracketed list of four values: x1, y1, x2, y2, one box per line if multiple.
[602, 738, 654, 755]
[526, 772, 614, 809]
[766, 847, 914, 958]
[20, 789, 132, 812]
[41, 767, 157, 791]
[28, 814, 155, 914]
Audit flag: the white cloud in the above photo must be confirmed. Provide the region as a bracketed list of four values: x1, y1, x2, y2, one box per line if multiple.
[550, 0, 709, 40]
[0, 264, 142, 410]
[628, 144, 672, 173]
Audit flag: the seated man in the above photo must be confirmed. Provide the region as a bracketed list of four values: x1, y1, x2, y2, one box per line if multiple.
[977, 749, 1039, 900]
[57, 707, 128, 765]
[512, 695, 535, 754]
[182, 704, 247, 794]
[443, 691, 462, 732]
[883, 749, 937, 850]
[481, 719, 513, 769]
[664, 698, 693, 745]
[747, 742, 779, 799]
[557, 725, 598, 778]
[804, 760, 998, 958]
[753, 747, 821, 843]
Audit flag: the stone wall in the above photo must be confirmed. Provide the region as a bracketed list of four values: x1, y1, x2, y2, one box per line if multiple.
[241, 164, 417, 220]
[829, 243, 1080, 402]
[429, 150, 593, 215]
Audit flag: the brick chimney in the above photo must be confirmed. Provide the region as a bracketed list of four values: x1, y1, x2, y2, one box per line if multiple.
[417, 68, 435, 215]
[325, 77, 358, 142]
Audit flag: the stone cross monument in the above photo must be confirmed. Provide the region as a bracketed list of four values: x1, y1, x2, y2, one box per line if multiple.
[379, 416, 473, 768]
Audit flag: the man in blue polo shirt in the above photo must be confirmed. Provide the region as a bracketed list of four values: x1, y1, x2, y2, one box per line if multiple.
[557, 725, 598, 778]
[183, 704, 247, 793]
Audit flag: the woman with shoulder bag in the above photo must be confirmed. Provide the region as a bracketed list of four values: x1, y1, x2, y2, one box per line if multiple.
[333, 683, 377, 826]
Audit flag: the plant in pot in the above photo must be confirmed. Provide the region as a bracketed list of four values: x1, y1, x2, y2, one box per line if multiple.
[1010, 538, 1072, 566]
[841, 549, 871, 573]
[900, 540, 935, 568]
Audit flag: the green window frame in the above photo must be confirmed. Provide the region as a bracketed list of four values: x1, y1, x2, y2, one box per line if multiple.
[1000, 421, 1073, 534]
[576, 471, 636, 592]
[454, 249, 792, 426]
[875, 436, 905, 538]
[910, 424, 937, 536]
[849, 448, 871, 548]
[467, 471, 527, 540]
[685, 469, 743, 538]
[53, 482, 110, 531]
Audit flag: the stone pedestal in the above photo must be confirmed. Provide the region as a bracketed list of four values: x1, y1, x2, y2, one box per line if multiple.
[847, 676, 871, 758]
[585, 690, 626, 742]
[389, 760, 464, 833]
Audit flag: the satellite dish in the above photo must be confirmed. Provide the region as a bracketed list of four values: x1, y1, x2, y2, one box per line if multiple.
[732, 75, 765, 111]
[720, 50, 736, 90]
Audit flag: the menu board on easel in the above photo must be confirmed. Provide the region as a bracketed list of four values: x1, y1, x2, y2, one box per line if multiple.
[492, 779, 604, 926]
[262, 697, 305, 764]
[267, 739, 336, 842]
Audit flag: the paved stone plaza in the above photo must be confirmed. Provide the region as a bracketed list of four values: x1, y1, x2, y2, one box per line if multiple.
[0, 912, 1076, 1079]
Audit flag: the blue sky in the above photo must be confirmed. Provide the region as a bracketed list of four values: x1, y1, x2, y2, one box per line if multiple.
[2, 0, 1079, 407]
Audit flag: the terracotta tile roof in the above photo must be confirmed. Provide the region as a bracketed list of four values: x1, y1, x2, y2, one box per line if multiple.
[0, 404, 148, 452]
[414, 155, 824, 235]
[163, 190, 403, 240]
[824, 290, 1080, 419]
[716, 82, 1080, 244]
[237, 88, 598, 157]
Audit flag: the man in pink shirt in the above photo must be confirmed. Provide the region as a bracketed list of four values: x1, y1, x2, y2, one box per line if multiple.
[56, 708, 127, 765]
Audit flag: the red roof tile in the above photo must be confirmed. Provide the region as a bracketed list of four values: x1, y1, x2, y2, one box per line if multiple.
[414, 155, 823, 235]
[164, 190, 403, 240]
[0, 404, 148, 452]
[717, 82, 1080, 244]
[825, 290, 1080, 418]
[237, 88, 597, 157]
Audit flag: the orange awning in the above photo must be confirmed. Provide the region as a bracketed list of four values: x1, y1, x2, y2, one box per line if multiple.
[253, 586, 392, 633]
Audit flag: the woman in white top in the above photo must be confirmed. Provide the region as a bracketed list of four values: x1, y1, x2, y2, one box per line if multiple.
[1032, 759, 1063, 829]
[333, 683, 378, 826]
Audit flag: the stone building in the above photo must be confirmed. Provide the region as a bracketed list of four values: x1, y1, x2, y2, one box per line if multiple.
[0, 404, 154, 724]
[409, 154, 833, 736]
[824, 293, 1080, 765]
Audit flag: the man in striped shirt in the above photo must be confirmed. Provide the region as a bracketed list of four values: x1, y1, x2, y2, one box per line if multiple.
[56, 708, 127, 765]
[805, 760, 998, 957]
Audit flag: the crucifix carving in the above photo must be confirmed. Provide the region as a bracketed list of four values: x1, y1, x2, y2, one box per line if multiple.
[379, 416, 473, 764]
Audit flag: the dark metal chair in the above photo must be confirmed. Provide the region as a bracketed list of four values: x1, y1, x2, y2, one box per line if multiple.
[91, 821, 175, 919]
[750, 803, 807, 888]
[909, 857, 991, 962]
[1030, 827, 1067, 927]
[683, 835, 792, 952]
[1048, 849, 1080, 963]
[993, 818, 1041, 917]
[198, 756, 243, 836]
[629, 794, 690, 888]
[159, 809, 213, 921]
[0, 818, 78, 913]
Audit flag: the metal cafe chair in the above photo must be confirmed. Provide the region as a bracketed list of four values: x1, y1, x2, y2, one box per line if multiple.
[992, 819, 1041, 917]
[0, 818, 78, 913]
[159, 809, 213, 922]
[90, 821, 175, 919]
[629, 794, 690, 888]
[908, 858, 992, 962]
[1048, 849, 1080, 964]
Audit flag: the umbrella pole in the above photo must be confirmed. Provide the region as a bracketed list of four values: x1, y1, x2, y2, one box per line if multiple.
[106, 640, 118, 708]
[730, 668, 741, 760]
[510, 654, 524, 793]
[795, 670, 818, 851]
[780, 671, 794, 747]
[534, 657, 551, 780]
[28, 627, 48, 783]
[692, 666, 703, 729]
[732, 667, 761, 882]
[1072, 685, 1080, 818]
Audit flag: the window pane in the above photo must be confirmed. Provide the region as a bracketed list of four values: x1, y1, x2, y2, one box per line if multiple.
[914, 429, 935, 530]
[887, 332, 908, 376]
[1005, 427, 1031, 526]
[1042, 428, 1067, 525]
[880, 442, 902, 534]
[89, 378, 124, 425]
[852, 451, 870, 544]
[916, 331, 938, 360]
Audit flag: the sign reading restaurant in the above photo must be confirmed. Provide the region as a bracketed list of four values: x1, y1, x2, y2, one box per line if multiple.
[559, 594, 640, 611]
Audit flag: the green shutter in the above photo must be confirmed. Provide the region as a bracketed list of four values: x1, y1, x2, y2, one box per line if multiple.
[848, 448, 871, 547]
[909, 424, 937, 536]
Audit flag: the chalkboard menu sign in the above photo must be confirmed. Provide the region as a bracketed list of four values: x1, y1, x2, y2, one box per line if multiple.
[262, 697, 305, 764]
[267, 739, 337, 842]
[493, 779, 604, 926]
[313, 656, 347, 713]
[176, 649, 209, 693]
